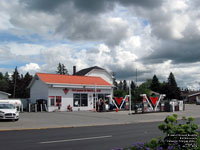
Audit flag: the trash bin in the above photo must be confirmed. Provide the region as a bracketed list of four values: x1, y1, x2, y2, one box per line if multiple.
[179, 101, 183, 111]
[164, 102, 170, 112]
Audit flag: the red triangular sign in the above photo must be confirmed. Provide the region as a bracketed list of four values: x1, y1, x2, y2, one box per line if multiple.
[150, 96, 158, 106]
[115, 97, 123, 106]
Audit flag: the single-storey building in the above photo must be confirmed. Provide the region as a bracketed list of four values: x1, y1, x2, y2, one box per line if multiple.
[0, 91, 11, 99]
[188, 92, 200, 103]
[28, 71, 113, 112]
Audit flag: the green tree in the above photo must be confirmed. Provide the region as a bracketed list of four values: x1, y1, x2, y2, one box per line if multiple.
[56, 63, 68, 75]
[20, 72, 33, 98]
[167, 72, 181, 100]
[0, 72, 9, 92]
[132, 79, 151, 103]
[123, 80, 127, 92]
[112, 72, 118, 90]
[10, 67, 21, 98]
[150, 75, 160, 93]
[118, 80, 123, 90]
[130, 81, 136, 91]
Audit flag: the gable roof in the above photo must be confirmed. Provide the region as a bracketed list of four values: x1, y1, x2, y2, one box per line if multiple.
[36, 73, 112, 86]
[75, 66, 104, 76]
[0, 91, 11, 96]
[188, 92, 200, 97]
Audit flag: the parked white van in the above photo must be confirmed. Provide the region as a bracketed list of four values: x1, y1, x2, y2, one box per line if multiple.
[0, 103, 19, 121]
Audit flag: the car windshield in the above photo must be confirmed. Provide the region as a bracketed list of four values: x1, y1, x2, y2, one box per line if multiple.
[0, 104, 15, 109]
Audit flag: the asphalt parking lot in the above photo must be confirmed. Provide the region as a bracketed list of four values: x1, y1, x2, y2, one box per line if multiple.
[0, 104, 199, 131]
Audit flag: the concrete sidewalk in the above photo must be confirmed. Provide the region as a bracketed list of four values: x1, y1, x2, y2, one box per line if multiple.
[0, 104, 199, 131]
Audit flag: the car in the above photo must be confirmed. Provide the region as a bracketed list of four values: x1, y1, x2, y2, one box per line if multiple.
[0, 103, 19, 121]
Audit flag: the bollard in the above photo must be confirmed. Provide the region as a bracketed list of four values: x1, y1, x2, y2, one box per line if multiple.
[44, 104, 47, 111]
[116, 108, 118, 112]
[21, 104, 23, 112]
[40, 104, 43, 112]
[35, 104, 37, 112]
[29, 103, 30, 112]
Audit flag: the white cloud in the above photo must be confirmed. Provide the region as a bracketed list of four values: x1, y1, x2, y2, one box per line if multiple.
[19, 63, 40, 74]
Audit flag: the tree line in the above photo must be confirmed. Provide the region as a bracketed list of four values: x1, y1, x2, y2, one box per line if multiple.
[114, 72, 181, 102]
[0, 67, 33, 98]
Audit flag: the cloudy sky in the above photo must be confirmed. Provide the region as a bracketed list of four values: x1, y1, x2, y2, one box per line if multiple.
[0, 0, 200, 89]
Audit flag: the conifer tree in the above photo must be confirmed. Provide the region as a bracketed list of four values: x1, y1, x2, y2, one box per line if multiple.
[56, 63, 68, 75]
[150, 75, 160, 93]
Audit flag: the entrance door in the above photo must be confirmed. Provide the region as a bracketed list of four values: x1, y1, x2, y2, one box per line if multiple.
[56, 96, 62, 110]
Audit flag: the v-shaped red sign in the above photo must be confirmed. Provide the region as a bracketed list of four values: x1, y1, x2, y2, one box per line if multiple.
[115, 97, 123, 106]
[150, 96, 158, 106]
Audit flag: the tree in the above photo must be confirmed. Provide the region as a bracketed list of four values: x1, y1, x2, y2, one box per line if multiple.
[131, 81, 136, 91]
[132, 79, 151, 103]
[10, 67, 21, 98]
[150, 75, 160, 93]
[112, 72, 118, 90]
[0, 72, 9, 92]
[167, 72, 181, 100]
[56, 63, 68, 75]
[118, 80, 123, 90]
[20, 72, 33, 98]
[123, 80, 127, 92]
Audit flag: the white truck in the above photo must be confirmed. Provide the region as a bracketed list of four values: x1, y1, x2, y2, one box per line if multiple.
[0, 100, 21, 121]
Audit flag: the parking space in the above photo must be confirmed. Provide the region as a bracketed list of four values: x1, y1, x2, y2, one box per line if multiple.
[0, 104, 199, 131]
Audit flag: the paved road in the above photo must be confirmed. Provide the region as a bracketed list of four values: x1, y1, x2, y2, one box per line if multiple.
[0, 121, 165, 150]
[1, 118, 200, 150]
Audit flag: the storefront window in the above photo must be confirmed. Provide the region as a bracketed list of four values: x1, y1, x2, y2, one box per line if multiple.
[73, 94, 88, 107]
[49, 96, 62, 107]
[81, 94, 88, 106]
[49, 96, 55, 106]
[73, 94, 80, 107]
[94, 94, 110, 103]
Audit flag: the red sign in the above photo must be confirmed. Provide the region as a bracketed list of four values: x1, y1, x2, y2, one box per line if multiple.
[150, 96, 158, 106]
[72, 89, 101, 92]
[63, 88, 69, 94]
[115, 97, 123, 106]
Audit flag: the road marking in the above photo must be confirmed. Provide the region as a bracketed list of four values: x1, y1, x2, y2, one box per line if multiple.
[40, 135, 112, 144]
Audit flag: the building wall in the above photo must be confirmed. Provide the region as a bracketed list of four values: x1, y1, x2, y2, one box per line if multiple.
[188, 95, 200, 103]
[30, 79, 48, 104]
[86, 69, 113, 98]
[47, 87, 112, 112]
[86, 69, 113, 85]
[0, 93, 9, 99]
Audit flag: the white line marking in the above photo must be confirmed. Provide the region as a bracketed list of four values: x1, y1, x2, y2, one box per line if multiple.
[40, 135, 112, 144]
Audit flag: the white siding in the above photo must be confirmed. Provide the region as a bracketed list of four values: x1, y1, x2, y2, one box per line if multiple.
[0, 93, 9, 99]
[30, 79, 48, 104]
[86, 69, 113, 85]
[47, 87, 112, 112]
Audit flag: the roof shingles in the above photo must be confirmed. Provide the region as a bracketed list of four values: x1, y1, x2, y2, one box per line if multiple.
[37, 73, 112, 86]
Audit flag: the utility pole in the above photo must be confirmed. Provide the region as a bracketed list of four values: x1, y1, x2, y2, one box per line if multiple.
[13, 71, 17, 98]
[129, 80, 132, 115]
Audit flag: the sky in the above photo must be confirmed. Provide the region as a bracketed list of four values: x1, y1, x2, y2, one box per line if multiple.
[0, 0, 200, 89]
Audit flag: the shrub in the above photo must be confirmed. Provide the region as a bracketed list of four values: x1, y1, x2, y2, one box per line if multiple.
[112, 114, 199, 150]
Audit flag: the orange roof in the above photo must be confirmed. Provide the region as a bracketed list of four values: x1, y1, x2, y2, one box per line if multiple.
[36, 73, 112, 86]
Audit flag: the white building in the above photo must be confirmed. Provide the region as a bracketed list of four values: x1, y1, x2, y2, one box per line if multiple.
[28, 68, 113, 112]
[0, 91, 11, 99]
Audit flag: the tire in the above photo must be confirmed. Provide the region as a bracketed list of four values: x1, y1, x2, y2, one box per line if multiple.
[14, 118, 19, 121]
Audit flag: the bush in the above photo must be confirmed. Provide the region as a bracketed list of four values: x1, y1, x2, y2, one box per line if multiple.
[112, 114, 199, 150]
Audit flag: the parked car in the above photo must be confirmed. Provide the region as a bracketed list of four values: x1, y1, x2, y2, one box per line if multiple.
[0, 103, 19, 121]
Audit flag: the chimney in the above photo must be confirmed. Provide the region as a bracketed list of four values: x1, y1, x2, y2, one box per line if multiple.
[73, 66, 76, 75]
